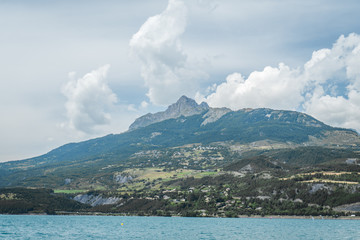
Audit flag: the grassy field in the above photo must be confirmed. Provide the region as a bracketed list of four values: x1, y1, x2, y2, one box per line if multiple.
[122, 168, 219, 181]
[280, 171, 360, 180]
[51, 168, 220, 194]
[302, 179, 359, 185]
[114, 168, 220, 193]
[302, 171, 360, 176]
[279, 171, 360, 184]
[0, 193, 17, 200]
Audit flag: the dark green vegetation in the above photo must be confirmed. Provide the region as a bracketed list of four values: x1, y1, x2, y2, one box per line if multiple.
[1, 97, 360, 217]
[94, 174, 358, 217]
[0, 188, 88, 214]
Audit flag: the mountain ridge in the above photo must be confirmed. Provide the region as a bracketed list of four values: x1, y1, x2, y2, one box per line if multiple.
[129, 95, 210, 130]
[1, 97, 360, 218]
[1, 96, 359, 189]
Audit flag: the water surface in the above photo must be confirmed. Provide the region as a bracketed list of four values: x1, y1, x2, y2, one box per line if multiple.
[1, 215, 359, 239]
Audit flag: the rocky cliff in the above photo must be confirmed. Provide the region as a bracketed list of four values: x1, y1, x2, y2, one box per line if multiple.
[129, 95, 209, 130]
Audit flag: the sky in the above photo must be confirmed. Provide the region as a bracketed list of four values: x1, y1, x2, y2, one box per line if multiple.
[1, 0, 360, 162]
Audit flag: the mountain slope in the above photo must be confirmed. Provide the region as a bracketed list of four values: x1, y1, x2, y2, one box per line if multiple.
[1, 96, 359, 188]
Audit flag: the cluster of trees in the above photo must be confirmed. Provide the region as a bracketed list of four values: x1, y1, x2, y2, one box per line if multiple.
[0, 188, 89, 214]
[87, 188, 339, 217]
[2, 171, 360, 217]
[78, 173, 360, 217]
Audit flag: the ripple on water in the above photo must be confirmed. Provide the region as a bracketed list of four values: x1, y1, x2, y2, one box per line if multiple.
[0, 215, 359, 240]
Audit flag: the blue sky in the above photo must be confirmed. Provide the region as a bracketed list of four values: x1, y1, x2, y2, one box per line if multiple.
[1, 0, 360, 162]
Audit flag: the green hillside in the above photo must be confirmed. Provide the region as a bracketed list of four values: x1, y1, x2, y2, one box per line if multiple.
[1, 97, 360, 217]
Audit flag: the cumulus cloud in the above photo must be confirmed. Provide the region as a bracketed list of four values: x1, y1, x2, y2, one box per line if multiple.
[130, 0, 206, 105]
[62, 65, 117, 133]
[303, 33, 360, 131]
[203, 64, 304, 110]
[201, 33, 360, 132]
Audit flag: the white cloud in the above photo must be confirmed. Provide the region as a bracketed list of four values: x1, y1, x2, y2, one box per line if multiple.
[303, 33, 360, 131]
[62, 65, 117, 133]
[130, 0, 206, 106]
[203, 63, 304, 111]
[201, 33, 360, 132]
[304, 89, 360, 131]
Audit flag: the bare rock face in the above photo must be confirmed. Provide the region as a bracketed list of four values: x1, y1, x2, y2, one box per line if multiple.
[73, 194, 121, 206]
[201, 107, 231, 126]
[114, 174, 133, 184]
[129, 96, 209, 130]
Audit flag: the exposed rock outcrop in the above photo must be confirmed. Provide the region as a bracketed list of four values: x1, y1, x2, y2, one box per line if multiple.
[129, 96, 209, 130]
[73, 194, 121, 207]
[114, 174, 133, 184]
[201, 107, 231, 126]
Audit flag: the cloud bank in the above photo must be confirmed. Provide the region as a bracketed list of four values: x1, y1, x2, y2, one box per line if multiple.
[130, 0, 206, 106]
[62, 65, 117, 133]
[200, 33, 360, 132]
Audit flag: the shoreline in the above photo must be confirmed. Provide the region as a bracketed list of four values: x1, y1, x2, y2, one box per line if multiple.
[3, 212, 359, 220]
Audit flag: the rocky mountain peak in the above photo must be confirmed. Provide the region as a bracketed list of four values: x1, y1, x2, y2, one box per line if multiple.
[129, 96, 209, 130]
[166, 95, 209, 118]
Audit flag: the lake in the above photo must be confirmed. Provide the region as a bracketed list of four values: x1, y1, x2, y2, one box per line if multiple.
[0, 215, 359, 239]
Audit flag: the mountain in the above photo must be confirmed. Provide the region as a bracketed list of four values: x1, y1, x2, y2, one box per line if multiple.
[2, 96, 360, 217]
[129, 95, 210, 130]
[0, 96, 359, 189]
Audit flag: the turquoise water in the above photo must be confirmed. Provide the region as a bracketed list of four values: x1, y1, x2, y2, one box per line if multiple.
[0, 215, 359, 239]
